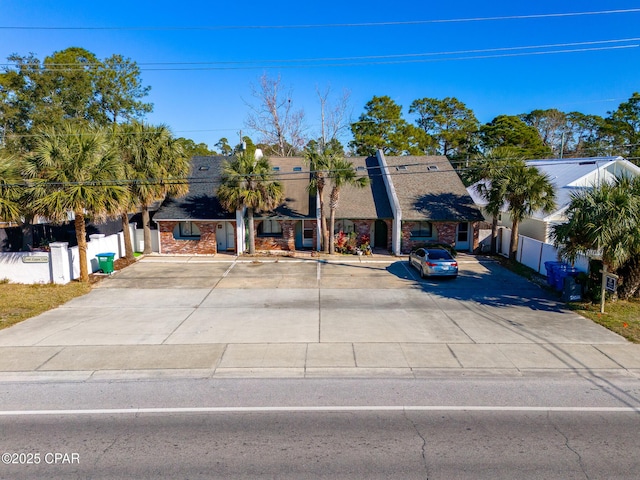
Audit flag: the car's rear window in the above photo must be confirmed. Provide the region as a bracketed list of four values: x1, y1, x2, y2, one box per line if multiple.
[426, 249, 452, 260]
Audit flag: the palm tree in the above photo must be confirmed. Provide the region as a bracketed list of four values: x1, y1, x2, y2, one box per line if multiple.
[553, 176, 640, 299]
[303, 142, 333, 252]
[24, 123, 128, 282]
[0, 151, 22, 222]
[217, 152, 284, 254]
[468, 150, 555, 261]
[117, 122, 189, 255]
[327, 156, 369, 254]
[500, 162, 555, 261]
[467, 147, 523, 255]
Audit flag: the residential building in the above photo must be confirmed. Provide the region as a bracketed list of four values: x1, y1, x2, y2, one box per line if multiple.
[468, 156, 640, 244]
[152, 150, 484, 255]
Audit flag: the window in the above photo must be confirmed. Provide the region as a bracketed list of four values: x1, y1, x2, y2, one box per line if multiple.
[410, 221, 432, 237]
[335, 219, 355, 234]
[293, 166, 303, 172]
[258, 219, 282, 237]
[173, 221, 201, 240]
[272, 166, 280, 172]
[457, 222, 469, 242]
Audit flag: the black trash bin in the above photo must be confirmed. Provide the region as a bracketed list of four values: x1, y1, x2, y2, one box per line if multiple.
[562, 275, 582, 302]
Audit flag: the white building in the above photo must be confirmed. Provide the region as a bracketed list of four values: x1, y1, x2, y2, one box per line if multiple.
[468, 156, 640, 244]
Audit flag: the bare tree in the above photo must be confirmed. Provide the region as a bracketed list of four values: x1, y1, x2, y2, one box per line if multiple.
[245, 74, 306, 157]
[316, 85, 351, 149]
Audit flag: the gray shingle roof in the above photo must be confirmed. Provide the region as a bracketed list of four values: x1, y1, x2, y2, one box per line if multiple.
[154, 155, 314, 221]
[385, 155, 484, 222]
[154, 156, 235, 221]
[265, 157, 313, 219]
[334, 156, 393, 219]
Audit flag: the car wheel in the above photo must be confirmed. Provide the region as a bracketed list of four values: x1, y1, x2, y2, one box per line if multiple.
[420, 265, 426, 279]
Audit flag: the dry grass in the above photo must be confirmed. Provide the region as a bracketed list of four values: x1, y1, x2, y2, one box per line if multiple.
[0, 281, 91, 330]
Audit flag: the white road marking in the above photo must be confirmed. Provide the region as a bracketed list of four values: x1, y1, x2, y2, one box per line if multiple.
[221, 261, 236, 278]
[1, 405, 638, 416]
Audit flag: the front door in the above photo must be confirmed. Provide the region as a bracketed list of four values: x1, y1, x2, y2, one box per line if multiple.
[303, 220, 314, 248]
[374, 220, 388, 249]
[226, 222, 235, 251]
[217, 222, 236, 252]
[455, 222, 470, 251]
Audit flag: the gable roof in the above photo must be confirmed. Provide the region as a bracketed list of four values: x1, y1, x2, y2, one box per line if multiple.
[154, 155, 314, 222]
[264, 157, 313, 219]
[154, 156, 234, 221]
[526, 156, 640, 219]
[385, 155, 484, 222]
[469, 156, 640, 221]
[334, 156, 393, 219]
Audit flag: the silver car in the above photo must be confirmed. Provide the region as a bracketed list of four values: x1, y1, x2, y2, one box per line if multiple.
[409, 247, 458, 278]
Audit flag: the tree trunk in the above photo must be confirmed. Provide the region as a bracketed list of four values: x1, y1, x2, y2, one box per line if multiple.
[329, 207, 336, 255]
[617, 256, 640, 300]
[121, 212, 134, 260]
[490, 215, 498, 255]
[328, 187, 339, 255]
[247, 208, 256, 255]
[74, 210, 89, 283]
[317, 178, 328, 253]
[20, 218, 34, 251]
[509, 219, 519, 261]
[142, 205, 152, 254]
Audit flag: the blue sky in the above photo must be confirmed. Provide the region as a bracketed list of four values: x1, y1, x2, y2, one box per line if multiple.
[2, 1, 640, 150]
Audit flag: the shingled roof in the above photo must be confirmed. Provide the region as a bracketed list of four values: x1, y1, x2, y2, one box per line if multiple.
[265, 157, 314, 219]
[154, 155, 314, 221]
[334, 156, 393, 219]
[385, 155, 484, 222]
[153, 156, 235, 221]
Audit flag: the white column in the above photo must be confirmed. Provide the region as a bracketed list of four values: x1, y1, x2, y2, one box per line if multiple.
[49, 242, 71, 284]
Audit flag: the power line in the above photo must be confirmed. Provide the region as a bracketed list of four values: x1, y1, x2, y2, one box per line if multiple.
[5, 37, 639, 68]
[1, 8, 638, 30]
[3, 39, 637, 72]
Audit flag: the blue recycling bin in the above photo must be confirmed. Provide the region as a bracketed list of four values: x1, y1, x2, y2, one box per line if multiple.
[544, 261, 563, 287]
[96, 252, 115, 274]
[554, 264, 579, 291]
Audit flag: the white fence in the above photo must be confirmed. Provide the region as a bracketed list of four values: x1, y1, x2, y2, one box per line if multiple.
[498, 227, 589, 275]
[0, 224, 162, 284]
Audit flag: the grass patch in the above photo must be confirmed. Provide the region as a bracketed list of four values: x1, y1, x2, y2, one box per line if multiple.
[0, 282, 91, 330]
[567, 299, 640, 344]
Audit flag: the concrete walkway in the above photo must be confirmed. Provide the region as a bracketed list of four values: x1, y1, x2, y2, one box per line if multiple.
[1, 254, 639, 381]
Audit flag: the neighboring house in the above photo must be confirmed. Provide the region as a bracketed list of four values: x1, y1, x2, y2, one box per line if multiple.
[153, 156, 240, 254]
[381, 154, 485, 254]
[152, 150, 485, 255]
[468, 156, 640, 244]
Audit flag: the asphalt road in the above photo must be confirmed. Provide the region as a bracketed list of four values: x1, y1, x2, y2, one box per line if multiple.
[2, 409, 639, 479]
[1, 377, 640, 479]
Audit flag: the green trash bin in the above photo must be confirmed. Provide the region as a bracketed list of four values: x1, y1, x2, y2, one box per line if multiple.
[97, 252, 115, 274]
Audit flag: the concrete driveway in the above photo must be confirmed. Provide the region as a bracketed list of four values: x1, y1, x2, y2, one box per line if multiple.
[1, 254, 638, 379]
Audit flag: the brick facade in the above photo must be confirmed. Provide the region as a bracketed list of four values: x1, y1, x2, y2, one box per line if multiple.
[435, 222, 457, 246]
[352, 220, 373, 244]
[158, 221, 227, 255]
[400, 221, 456, 254]
[254, 220, 296, 251]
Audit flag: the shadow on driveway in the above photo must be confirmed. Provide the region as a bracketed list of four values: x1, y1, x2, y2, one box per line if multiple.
[386, 259, 565, 313]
